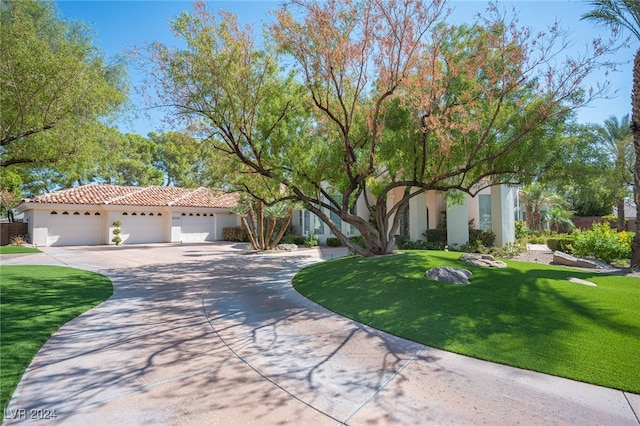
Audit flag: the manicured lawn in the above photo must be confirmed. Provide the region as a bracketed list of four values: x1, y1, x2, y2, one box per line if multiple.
[0, 246, 41, 254]
[0, 265, 113, 417]
[293, 250, 640, 393]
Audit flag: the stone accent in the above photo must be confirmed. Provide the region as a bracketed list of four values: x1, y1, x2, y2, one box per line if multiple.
[276, 244, 298, 252]
[459, 253, 507, 268]
[426, 266, 472, 284]
[552, 251, 602, 269]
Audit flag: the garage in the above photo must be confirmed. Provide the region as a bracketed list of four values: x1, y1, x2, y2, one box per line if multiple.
[179, 213, 216, 242]
[47, 211, 103, 246]
[16, 184, 239, 247]
[114, 212, 164, 244]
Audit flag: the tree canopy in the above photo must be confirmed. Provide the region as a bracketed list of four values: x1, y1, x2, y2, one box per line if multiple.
[142, 0, 617, 256]
[0, 0, 128, 168]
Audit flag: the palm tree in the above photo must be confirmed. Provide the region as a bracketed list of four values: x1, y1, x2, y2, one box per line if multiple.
[597, 114, 633, 230]
[582, 0, 640, 268]
[520, 184, 562, 233]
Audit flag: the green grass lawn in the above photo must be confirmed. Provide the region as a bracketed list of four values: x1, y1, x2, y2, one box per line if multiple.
[293, 250, 640, 393]
[0, 246, 41, 254]
[0, 265, 113, 417]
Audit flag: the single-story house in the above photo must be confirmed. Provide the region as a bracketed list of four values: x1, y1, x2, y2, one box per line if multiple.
[15, 184, 240, 247]
[293, 184, 516, 247]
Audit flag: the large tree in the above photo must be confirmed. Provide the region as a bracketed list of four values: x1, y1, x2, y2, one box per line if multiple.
[597, 115, 633, 230]
[582, 0, 640, 266]
[0, 0, 127, 168]
[145, 0, 616, 256]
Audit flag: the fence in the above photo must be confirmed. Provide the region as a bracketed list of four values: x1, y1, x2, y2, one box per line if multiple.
[1, 221, 28, 246]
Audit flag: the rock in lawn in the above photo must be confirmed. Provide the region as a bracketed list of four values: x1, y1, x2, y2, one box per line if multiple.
[426, 266, 472, 284]
[276, 244, 298, 252]
[552, 251, 601, 269]
[459, 253, 507, 268]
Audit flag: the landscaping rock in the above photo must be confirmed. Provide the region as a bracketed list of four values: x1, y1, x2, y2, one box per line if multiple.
[552, 251, 602, 269]
[426, 266, 472, 284]
[459, 253, 507, 268]
[568, 277, 597, 287]
[276, 244, 298, 252]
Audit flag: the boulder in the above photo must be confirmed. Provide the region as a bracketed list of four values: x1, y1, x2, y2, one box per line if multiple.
[552, 251, 601, 269]
[276, 244, 298, 252]
[426, 266, 472, 284]
[459, 253, 507, 268]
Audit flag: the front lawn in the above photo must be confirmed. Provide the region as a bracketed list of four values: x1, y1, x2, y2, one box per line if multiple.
[0, 246, 41, 254]
[0, 265, 113, 418]
[293, 250, 640, 393]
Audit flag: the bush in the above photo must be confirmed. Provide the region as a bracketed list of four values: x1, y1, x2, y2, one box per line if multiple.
[422, 229, 447, 244]
[326, 237, 342, 247]
[490, 241, 527, 258]
[546, 236, 574, 253]
[515, 220, 530, 239]
[222, 226, 248, 242]
[469, 229, 496, 247]
[281, 234, 306, 245]
[396, 236, 445, 250]
[572, 223, 631, 264]
[306, 231, 319, 247]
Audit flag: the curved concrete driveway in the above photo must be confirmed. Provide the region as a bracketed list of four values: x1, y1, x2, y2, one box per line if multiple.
[3, 243, 639, 425]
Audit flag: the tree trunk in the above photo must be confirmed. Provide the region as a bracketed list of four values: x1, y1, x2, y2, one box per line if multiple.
[616, 197, 625, 232]
[631, 48, 640, 269]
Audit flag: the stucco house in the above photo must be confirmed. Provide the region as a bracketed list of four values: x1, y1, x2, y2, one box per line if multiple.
[293, 184, 516, 248]
[15, 184, 240, 247]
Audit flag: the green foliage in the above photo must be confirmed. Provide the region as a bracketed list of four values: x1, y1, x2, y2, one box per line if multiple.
[306, 230, 319, 248]
[490, 241, 527, 258]
[572, 223, 632, 263]
[546, 236, 575, 253]
[294, 251, 640, 393]
[281, 234, 305, 245]
[111, 220, 122, 245]
[1, 0, 127, 168]
[423, 229, 448, 245]
[326, 237, 342, 247]
[222, 226, 249, 242]
[514, 220, 530, 239]
[396, 236, 445, 250]
[469, 228, 496, 248]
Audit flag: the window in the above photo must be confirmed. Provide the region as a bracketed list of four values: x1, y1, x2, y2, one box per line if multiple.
[479, 194, 492, 230]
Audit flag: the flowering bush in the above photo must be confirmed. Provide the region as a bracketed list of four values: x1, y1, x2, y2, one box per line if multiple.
[572, 223, 632, 264]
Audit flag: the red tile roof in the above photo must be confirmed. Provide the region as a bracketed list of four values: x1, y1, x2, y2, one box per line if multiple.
[20, 185, 238, 209]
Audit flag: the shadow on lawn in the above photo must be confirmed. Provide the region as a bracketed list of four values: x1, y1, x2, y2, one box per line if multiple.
[293, 251, 640, 392]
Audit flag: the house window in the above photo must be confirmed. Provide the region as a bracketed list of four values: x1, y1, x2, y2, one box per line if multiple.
[303, 211, 325, 235]
[479, 194, 492, 230]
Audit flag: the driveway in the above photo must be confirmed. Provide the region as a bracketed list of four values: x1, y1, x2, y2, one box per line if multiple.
[2, 243, 639, 425]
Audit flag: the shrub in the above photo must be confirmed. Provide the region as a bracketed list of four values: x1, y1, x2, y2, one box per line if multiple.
[572, 223, 632, 263]
[326, 237, 342, 247]
[9, 235, 27, 245]
[222, 226, 248, 242]
[111, 220, 122, 245]
[422, 229, 447, 245]
[280, 234, 305, 245]
[396, 236, 444, 250]
[546, 236, 574, 253]
[306, 230, 318, 247]
[469, 229, 496, 247]
[515, 220, 530, 239]
[490, 241, 527, 258]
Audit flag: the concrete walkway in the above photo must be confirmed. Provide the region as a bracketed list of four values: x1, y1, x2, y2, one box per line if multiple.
[2, 243, 639, 425]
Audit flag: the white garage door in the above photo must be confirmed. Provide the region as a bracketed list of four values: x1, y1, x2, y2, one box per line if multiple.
[117, 213, 164, 244]
[180, 214, 216, 242]
[47, 211, 103, 246]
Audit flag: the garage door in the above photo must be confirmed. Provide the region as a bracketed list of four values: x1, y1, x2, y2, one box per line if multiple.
[116, 213, 164, 244]
[47, 211, 103, 246]
[180, 214, 216, 242]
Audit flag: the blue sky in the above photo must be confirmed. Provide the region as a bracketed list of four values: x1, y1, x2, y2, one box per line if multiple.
[56, 0, 637, 136]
